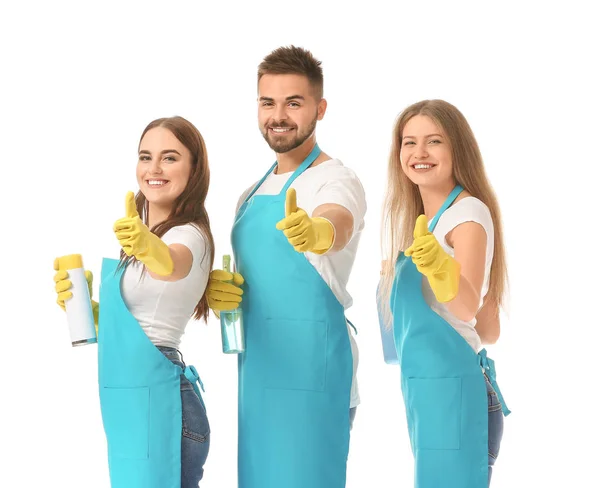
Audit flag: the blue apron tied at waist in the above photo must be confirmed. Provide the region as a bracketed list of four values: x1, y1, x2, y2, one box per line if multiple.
[478, 348, 511, 416]
[184, 364, 205, 396]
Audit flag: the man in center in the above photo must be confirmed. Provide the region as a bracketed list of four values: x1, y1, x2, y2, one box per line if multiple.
[208, 45, 366, 488]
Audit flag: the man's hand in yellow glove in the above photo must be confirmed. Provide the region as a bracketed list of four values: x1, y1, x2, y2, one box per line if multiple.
[53, 259, 99, 333]
[206, 270, 244, 316]
[405, 215, 461, 303]
[275, 188, 335, 254]
[113, 192, 174, 276]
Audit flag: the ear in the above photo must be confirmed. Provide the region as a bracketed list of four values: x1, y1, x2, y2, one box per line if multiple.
[317, 98, 327, 120]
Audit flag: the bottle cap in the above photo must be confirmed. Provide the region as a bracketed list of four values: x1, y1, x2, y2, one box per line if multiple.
[55, 254, 84, 271]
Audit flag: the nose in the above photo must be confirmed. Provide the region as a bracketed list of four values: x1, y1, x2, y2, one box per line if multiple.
[272, 104, 288, 124]
[414, 142, 429, 160]
[148, 158, 163, 175]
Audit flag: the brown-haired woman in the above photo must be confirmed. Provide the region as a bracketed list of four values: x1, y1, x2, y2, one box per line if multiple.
[53, 116, 214, 488]
[379, 100, 510, 487]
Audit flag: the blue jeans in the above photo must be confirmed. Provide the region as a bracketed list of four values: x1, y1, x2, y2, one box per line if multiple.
[486, 373, 504, 486]
[158, 346, 210, 488]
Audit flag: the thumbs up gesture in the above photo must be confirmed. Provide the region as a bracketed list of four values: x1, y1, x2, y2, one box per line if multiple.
[404, 214, 460, 303]
[113, 192, 145, 257]
[275, 188, 335, 254]
[113, 192, 174, 276]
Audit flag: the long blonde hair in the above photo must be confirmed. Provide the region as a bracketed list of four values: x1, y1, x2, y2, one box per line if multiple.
[379, 99, 508, 326]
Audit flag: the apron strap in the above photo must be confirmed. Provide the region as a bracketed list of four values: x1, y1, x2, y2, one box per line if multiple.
[478, 348, 511, 416]
[242, 161, 278, 205]
[184, 364, 205, 398]
[280, 143, 321, 194]
[346, 318, 358, 335]
[239, 143, 322, 211]
[429, 184, 464, 232]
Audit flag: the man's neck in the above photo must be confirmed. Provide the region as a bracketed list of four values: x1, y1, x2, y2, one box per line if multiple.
[275, 136, 318, 174]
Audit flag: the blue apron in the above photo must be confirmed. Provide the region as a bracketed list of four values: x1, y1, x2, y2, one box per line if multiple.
[376, 281, 399, 365]
[97, 258, 205, 488]
[232, 144, 353, 488]
[390, 186, 510, 488]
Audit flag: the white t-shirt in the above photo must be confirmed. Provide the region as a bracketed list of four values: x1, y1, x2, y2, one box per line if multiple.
[424, 197, 494, 352]
[236, 158, 366, 408]
[121, 224, 211, 350]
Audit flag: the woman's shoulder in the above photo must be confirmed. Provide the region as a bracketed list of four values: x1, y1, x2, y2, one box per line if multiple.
[450, 193, 492, 219]
[163, 223, 212, 259]
[440, 194, 493, 245]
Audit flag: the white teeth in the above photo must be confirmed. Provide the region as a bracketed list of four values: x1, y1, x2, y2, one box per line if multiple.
[148, 180, 167, 186]
[272, 127, 292, 133]
[414, 164, 433, 169]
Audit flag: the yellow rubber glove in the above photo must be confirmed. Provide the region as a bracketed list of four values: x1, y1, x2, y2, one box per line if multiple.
[53, 259, 99, 334]
[206, 270, 244, 316]
[275, 188, 335, 254]
[404, 215, 461, 303]
[113, 192, 174, 276]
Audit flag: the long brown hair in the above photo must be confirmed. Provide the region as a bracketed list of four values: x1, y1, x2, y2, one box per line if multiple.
[120, 116, 215, 321]
[380, 100, 508, 325]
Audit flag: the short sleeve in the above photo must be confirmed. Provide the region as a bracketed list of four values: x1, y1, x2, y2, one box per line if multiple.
[236, 184, 256, 214]
[435, 197, 494, 259]
[312, 167, 367, 235]
[162, 224, 209, 269]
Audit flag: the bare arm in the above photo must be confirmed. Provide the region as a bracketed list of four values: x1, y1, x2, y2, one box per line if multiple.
[445, 222, 487, 322]
[475, 298, 501, 344]
[147, 244, 193, 282]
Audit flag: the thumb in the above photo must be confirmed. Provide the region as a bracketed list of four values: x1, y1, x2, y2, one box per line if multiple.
[232, 272, 245, 286]
[285, 188, 298, 217]
[125, 191, 139, 218]
[413, 214, 430, 239]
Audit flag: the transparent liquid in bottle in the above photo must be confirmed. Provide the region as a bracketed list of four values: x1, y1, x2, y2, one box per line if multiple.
[220, 255, 245, 354]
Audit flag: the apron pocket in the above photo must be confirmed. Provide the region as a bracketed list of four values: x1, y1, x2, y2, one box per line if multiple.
[101, 386, 150, 459]
[406, 377, 462, 450]
[261, 318, 328, 391]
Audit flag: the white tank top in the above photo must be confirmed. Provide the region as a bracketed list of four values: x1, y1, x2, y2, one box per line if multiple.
[423, 197, 494, 352]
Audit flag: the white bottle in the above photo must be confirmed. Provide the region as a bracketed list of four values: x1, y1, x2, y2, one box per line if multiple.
[56, 254, 97, 346]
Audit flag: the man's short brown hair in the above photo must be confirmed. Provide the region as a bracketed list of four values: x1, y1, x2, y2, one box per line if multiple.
[258, 45, 324, 99]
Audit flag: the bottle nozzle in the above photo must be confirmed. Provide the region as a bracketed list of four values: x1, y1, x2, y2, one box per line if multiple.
[223, 254, 231, 273]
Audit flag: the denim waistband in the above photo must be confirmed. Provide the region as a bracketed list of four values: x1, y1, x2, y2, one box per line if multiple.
[157, 345, 185, 367]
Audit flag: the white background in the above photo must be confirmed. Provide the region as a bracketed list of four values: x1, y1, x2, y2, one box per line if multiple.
[1, 1, 598, 486]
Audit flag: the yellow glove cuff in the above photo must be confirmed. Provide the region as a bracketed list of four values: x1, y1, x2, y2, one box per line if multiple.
[427, 254, 461, 303]
[137, 232, 174, 276]
[310, 217, 335, 254]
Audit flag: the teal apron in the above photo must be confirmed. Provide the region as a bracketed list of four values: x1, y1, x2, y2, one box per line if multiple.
[97, 258, 205, 488]
[390, 186, 510, 487]
[232, 144, 353, 488]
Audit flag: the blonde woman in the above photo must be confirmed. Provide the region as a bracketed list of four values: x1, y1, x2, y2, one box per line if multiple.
[379, 99, 510, 487]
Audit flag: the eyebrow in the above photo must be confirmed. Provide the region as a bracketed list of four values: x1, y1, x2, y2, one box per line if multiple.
[259, 95, 305, 102]
[139, 149, 181, 155]
[402, 133, 444, 140]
